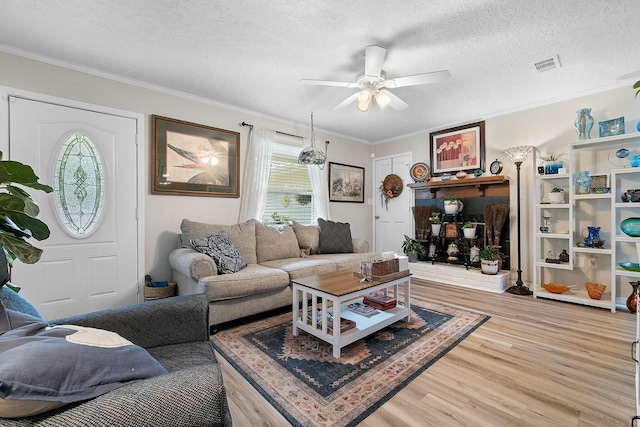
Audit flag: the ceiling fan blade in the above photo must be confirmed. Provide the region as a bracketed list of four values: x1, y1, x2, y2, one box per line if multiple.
[384, 91, 409, 111]
[299, 79, 357, 88]
[332, 93, 359, 110]
[364, 45, 386, 77]
[385, 70, 451, 88]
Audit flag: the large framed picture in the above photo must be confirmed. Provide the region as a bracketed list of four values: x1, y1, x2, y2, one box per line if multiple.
[429, 121, 485, 176]
[152, 115, 240, 197]
[328, 162, 365, 203]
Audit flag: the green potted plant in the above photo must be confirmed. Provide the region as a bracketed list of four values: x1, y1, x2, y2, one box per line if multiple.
[0, 151, 53, 291]
[443, 195, 463, 214]
[401, 234, 425, 262]
[429, 211, 442, 236]
[541, 152, 566, 174]
[479, 246, 499, 275]
[548, 186, 565, 204]
[461, 220, 477, 239]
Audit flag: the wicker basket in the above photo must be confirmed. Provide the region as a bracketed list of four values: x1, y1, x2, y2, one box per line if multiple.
[144, 281, 177, 301]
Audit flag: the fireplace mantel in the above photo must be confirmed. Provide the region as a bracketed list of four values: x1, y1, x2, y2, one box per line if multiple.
[408, 175, 510, 199]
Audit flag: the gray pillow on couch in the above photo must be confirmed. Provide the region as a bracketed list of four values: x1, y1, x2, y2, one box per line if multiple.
[317, 218, 354, 253]
[0, 304, 168, 418]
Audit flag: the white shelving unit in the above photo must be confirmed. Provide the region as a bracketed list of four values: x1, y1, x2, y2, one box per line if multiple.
[533, 133, 640, 312]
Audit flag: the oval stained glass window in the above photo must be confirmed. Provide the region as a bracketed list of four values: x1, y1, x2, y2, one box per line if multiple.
[53, 133, 105, 237]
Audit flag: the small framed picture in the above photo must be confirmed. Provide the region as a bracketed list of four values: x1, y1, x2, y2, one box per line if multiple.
[588, 174, 609, 193]
[328, 162, 365, 203]
[537, 166, 545, 174]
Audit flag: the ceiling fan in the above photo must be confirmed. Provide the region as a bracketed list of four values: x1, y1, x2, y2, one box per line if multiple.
[299, 45, 450, 112]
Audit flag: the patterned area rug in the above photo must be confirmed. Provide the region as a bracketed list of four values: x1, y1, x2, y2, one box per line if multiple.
[211, 297, 489, 427]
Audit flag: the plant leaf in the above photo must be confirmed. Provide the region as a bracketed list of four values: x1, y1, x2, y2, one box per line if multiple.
[5, 185, 40, 217]
[0, 210, 50, 240]
[0, 234, 43, 264]
[0, 161, 53, 193]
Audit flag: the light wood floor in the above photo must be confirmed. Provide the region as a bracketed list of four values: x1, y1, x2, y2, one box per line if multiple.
[215, 279, 637, 426]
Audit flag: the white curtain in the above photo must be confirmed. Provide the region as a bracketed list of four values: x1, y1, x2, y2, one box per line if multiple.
[308, 162, 330, 221]
[238, 127, 275, 222]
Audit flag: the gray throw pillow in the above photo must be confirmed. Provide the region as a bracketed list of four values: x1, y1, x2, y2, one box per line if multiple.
[317, 218, 353, 254]
[0, 305, 168, 418]
[190, 233, 247, 274]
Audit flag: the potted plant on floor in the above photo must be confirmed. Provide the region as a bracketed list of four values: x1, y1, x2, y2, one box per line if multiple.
[479, 246, 500, 275]
[429, 211, 442, 237]
[0, 151, 53, 291]
[401, 234, 425, 263]
[547, 186, 565, 204]
[461, 220, 477, 239]
[443, 195, 463, 214]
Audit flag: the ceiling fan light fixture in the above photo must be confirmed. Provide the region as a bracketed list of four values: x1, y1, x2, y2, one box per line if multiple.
[356, 90, 372, 112]
[375, 90, 392, 109]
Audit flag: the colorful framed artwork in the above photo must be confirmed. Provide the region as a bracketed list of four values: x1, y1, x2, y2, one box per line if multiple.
[328, 162, 365, 203]
[598, 117, 625, 137]
[429, 121, 485, 176]
[152, 115, 240, 197]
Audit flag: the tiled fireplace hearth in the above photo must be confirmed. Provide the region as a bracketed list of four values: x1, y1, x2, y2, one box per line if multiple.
[409, 261, 511, 293]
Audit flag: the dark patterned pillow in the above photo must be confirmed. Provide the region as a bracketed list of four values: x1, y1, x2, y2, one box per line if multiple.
[190, 233, 248, 274]
[317, 218, 353, 254]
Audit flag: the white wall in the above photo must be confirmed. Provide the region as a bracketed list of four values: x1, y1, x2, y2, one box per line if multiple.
[376, 86, 640, 290]
[0, 51, 374, 281]
[3, 49, 638, 294]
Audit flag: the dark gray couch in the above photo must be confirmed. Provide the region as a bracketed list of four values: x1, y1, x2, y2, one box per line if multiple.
[0, 287, 232, 426]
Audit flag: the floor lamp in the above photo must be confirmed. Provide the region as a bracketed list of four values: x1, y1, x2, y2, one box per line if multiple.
[503, 145, 534, 295]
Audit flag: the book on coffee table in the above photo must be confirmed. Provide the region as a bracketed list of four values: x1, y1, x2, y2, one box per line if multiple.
[363, 292, 397, 311]
[345, 301, 378, 317]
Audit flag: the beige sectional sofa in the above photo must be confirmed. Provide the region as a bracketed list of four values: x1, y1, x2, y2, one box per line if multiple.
[169, 218, 389, 330]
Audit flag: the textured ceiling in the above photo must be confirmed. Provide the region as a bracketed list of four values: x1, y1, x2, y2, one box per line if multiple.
[1, 0, 639, 143]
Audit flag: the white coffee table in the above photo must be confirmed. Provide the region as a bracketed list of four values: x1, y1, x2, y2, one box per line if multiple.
[291, 269, 411, 358]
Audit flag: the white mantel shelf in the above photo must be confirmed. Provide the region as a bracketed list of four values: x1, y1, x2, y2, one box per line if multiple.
[409, 261, 511, 293]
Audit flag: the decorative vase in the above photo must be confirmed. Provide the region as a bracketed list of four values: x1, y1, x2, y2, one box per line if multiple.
[470, 245, 480, 263]
[463, 227, 476, 239]
[582, 226, 601, 247]
[631, 155, 640, 168]
[481, 260, 499, 275]
[548, 191, 565, 204]
[544, 161, 563, 174]
[626, 282, 640, 314]
[575, 170, 592, 194]
[574, 108, 594, 140]
[558, 249, 569, 263]
[444, 200, 463, 214]
[621, 217, 640, 237]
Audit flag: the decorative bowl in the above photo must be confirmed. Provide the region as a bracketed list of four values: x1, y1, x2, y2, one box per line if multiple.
[584, 282, 607, 300]
[619, 262, 640, 272]
[541, 283, 571, 294]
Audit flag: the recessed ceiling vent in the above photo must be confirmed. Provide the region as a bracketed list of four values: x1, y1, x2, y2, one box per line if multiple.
[533, 55, 561, 73]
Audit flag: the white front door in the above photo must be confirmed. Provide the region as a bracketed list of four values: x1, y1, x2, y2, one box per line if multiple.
[7, 95, 140, 319]
[373, 153, 413, 253]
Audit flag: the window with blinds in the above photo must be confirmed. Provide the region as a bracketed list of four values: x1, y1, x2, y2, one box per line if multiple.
[262, 143, 314, 224]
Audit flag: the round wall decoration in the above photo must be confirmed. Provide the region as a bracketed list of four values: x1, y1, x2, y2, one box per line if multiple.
[382, 174, 404, 197]
[410, 162, 430, 182]
[380, 173, 404, 210]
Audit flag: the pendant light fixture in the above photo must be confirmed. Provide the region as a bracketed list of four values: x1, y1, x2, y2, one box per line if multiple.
[298, 112, 329, 169]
